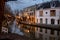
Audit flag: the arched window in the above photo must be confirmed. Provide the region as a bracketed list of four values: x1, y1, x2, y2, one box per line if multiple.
[40, 18, 43, 24]
[51, 19, 55, 24]
[45, 18, 48, 24]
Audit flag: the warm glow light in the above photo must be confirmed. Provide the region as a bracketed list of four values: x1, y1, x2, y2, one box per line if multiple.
[29, 22, 31, 24]
[8, 15, 11, 17]
[27, 16, 29, 19]
[27, 30, 29, 32]
[16, 16, 20, 18]
[24, 13, 28, 16]
[24, 30, 29, 33]
[16, 22, 18, 24]
[18, 17, 20, 18]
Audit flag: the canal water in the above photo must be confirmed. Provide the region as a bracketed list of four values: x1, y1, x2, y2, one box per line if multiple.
[8, 19, 24, 36]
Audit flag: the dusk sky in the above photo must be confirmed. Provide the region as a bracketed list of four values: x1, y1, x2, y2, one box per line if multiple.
[6, 0, 51, 11]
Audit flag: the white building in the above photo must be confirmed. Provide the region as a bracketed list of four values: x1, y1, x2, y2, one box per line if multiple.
[35, 0, 60, 40]
[36, 7, 60, 25]
[21, 0, 60, 40]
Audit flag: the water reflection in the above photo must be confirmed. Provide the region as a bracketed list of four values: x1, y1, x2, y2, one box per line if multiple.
[8, 19, 24, 35]
[4, 14, 60, 40]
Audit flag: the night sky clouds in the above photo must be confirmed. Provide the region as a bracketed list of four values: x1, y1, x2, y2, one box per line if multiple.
[6, 0, 51, 11]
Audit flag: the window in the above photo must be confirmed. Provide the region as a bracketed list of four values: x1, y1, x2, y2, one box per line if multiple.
[58, 20, 60, 24]
[57, 31, 59, 35]
[51, 19, 55, 24]
[45, 18, 48, 24]
[50, 10, 56, 16]
[30, 12, 33, 15]
[36, 27, 38, 30]
[40, 28, 42, 32]
[45, 29, 47, 33]
[30, 9, 32, 11]
[40, 18, 43, 24]
[37, 19, 38, 22]
[46, 12, 48, 14]
[51, 30, 54, 35]
[39, 11, 43, 16]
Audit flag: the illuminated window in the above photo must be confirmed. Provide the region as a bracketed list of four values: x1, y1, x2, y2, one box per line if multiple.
[39, 11, 43, 16]
[50, 10, 56, 16]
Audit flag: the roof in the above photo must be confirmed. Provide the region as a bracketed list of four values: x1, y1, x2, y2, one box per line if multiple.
[37, 1, 60, 10]
[6, 0, 17, 2]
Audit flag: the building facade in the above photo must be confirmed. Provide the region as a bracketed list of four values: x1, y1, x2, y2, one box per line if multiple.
[36, 8, 60, 25]
[19, 0, 60, 40]
[19, 6, 36, 37]
[35, 0, 60, 40]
